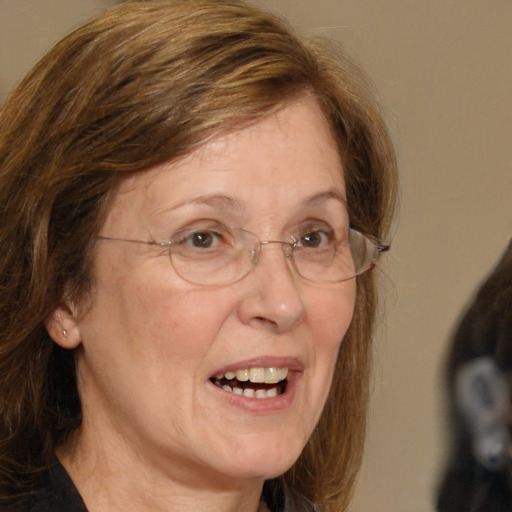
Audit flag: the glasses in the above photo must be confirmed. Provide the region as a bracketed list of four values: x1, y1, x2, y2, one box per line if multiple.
[97, 226, 389, 286]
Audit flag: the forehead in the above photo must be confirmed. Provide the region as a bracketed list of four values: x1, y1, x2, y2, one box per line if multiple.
[104, 97, 346, 231]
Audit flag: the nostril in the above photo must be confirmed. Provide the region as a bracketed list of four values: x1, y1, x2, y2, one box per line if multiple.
[252, 316, 278, 327]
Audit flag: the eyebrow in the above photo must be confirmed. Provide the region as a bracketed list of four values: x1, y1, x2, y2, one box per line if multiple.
[302, 190, 348, 209]
[150, 193, 244, 218]
[150, 189, 347, 218]
[184, 194, 245, 211]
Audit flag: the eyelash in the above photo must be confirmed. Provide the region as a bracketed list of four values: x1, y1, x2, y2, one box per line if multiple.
[169, 219, 340, 245]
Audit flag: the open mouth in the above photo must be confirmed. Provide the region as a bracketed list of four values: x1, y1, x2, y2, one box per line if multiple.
[210, 367, 289, 399]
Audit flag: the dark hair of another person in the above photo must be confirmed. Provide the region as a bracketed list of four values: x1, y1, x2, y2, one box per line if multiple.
[437, 240, 512, 512]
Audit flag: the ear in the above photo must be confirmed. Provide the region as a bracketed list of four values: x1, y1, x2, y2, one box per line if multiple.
[455, 356, 510, 471]
[45, 304, 82, 349]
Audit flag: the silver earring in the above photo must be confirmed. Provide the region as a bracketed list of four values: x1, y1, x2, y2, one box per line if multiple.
[62, 329, 68, 337]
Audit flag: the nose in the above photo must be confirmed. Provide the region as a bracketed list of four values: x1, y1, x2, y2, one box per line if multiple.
[237, 242, 306, 332]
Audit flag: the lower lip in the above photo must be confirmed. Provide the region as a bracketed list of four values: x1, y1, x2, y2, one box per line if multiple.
[207, 372, 300, 413]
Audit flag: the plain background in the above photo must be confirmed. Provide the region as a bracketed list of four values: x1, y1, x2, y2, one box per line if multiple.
[1, 1, 511, 511]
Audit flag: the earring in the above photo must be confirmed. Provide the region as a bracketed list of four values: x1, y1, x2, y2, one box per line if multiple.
[62, 329, 68, 337]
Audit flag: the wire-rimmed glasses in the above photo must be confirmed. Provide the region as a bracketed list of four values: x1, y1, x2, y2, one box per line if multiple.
[96, 226, 389, 286]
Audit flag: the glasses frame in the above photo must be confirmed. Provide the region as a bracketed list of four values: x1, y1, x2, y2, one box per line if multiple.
[96, 227, 389, 286]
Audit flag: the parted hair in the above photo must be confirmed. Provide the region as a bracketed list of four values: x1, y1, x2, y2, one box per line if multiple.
[0, 1, 397, 510]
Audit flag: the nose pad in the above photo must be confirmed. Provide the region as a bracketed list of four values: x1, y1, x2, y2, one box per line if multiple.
[248, 245, 260, 266]
[280, 242, 294, 260]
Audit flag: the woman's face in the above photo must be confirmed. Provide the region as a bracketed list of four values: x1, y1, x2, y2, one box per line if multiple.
[64, 97, 356, 486]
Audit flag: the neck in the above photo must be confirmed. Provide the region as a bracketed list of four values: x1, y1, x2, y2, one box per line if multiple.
[57, 431, 266, 512]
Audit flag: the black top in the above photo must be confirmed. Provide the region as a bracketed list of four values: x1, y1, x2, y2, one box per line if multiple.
[2, 461, 87, 512]
[437, 464, 512, 512]
[2, 461, 285, 512]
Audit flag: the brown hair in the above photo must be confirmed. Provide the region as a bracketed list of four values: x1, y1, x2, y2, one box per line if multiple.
[0, 1, 397, 510]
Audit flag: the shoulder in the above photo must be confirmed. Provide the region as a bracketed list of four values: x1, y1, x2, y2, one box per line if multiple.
[0, 461, 87, 512]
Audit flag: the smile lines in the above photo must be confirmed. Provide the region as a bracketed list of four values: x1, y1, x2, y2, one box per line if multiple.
[211, 367, 289, 398]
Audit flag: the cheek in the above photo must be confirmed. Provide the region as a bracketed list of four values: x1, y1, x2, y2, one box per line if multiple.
[295, 284, 356, 433]
[76, 278, 240, 420]
[309, 283, 356, 345]
[119, 278, 238, 362]
[308, 283, 356, 386]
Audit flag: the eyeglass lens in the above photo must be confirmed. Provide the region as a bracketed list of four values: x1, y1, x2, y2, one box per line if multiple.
[168, 227, 379, 286]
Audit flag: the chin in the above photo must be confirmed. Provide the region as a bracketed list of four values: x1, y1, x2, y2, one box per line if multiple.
[216, 432, 307, 481]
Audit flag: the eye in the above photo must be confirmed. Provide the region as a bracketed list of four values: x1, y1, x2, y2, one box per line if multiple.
[188, 231, 218, 248]
[295, 228, 334, 249]
[173, 224, 234, 250]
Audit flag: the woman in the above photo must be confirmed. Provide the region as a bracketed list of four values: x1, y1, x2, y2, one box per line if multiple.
[0, 1, 397, 510]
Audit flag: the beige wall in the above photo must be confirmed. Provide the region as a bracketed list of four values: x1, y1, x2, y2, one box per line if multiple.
[0, 0, 118, 101]
[1, 2, 511, 511]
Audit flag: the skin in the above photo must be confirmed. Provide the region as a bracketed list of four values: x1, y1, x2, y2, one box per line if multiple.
[47, 97, 356, 512]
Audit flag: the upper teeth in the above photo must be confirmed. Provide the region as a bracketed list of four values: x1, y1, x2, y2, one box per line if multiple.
[221, 367, 288, 384]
